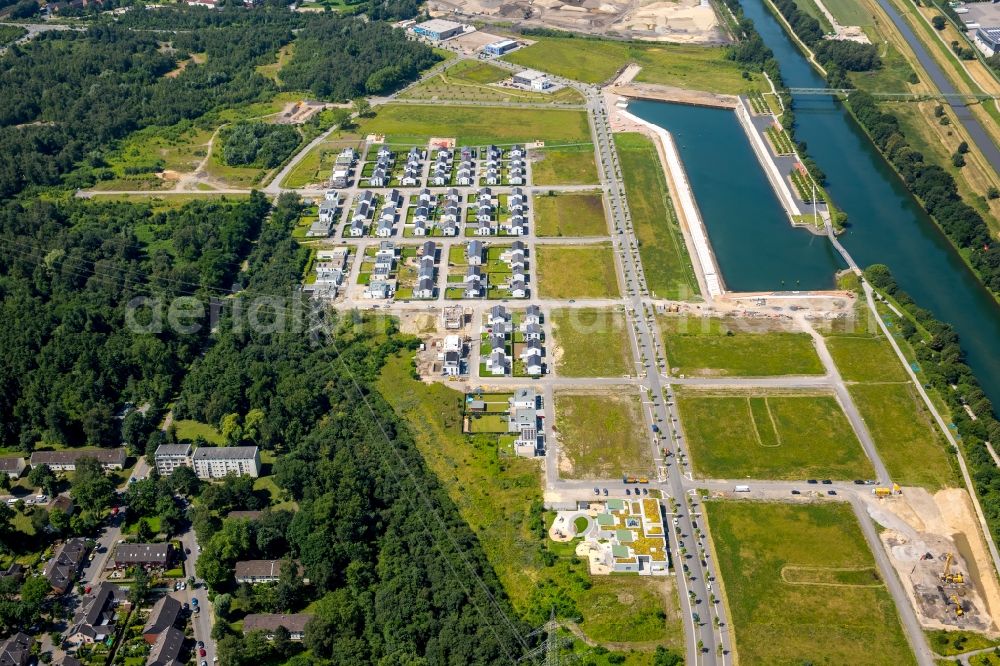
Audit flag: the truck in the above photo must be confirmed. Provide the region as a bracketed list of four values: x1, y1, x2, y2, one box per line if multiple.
[623, 475, 638, 484]
[734, 485, 751, 493]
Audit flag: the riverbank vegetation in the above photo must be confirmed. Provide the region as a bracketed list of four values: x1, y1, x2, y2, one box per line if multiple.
[864, 264, 1000, 535]
[770, 0, 881, 80]
[850, 92, 999, 295]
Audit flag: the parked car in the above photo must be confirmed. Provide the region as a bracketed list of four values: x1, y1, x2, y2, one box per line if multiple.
[791, 490, 801, 495]
[821, 479, 832, 485]
[200, 649, 207, 657]
[807, 479, 818, 484]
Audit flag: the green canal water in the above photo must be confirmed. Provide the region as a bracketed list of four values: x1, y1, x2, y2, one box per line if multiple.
[629, 0, 1000, 406]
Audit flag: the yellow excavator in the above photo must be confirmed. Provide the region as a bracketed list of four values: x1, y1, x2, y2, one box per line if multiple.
[941, 553, 965, 585]
[950, 594, 965, 617]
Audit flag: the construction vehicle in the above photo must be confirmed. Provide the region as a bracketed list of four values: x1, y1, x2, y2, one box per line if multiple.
[950, 594, 964, 617]
[623, 476, 638, 484]
[638, 477, 649, 484]
[873, 487, 893, 498]
[941, 553, 966, 585]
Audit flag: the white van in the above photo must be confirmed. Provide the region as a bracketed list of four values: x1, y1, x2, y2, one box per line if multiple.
[734, 485, 751, 493]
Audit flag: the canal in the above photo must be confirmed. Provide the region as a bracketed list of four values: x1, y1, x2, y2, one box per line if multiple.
[631, 0, 1000, 405]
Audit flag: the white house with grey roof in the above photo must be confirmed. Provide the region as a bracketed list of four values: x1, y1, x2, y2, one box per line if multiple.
[192, 446, 260, 480]
[154, 444, 192, 476]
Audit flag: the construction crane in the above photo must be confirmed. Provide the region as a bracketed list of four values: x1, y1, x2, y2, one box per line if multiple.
[941, 553, 966, 585]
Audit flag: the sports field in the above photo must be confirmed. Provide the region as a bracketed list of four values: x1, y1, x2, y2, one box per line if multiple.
[536, 244, 618, 299]
[676, 390, 874, 479]
[615, 133, 697, 300]
[531, 145, 599, 185]
[550, 308, 632, 377]
[661, 316, 823, 376]
[535, 192, 608, 237]
[708, 501, 915, 665]
[360, 104, 591, 145]
[555, 390, 653, 479]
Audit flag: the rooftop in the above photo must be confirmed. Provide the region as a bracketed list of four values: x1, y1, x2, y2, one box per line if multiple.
[192, 446, 258, 461]
[243, 613, 314, 634]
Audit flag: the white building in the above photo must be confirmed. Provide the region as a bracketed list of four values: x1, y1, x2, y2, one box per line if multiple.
[154, 444, 192, 476]
[192, 446, 260, 480]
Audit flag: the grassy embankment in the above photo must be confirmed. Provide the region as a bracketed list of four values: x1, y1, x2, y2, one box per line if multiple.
[614, 133, 698, 300]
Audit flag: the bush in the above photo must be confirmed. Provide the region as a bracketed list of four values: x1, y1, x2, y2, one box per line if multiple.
[221, 122, 301, 168]
[932, 15, 946, 29]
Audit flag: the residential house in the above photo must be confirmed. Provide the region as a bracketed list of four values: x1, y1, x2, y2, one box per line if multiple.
[66, 583, 122, 647]
[386, 189, 403, 208]
[422, 240, 437, 260]
[113, 543, 173, 569]
[486, 145, 501, 161]
[510, 239, 526, 253]
[419, 255, 436, 275]
[50, 495, 74, 517]
[520, 339, 543, 360]
[242, 614, 314, 642]
[142, 595, 181, 644]
[522, 322, 543, 340]
[44, 538, 88, 593]
[509, 145, 525, 159]
[376, 218, 394, 238]
[0, 457, 25, 479]
[441, 221, 459, 237]
[476, 204, 494, 224]
[153, 444, 191, 476]
[192, 446, 260, 479]
[524, 354, 543, 376]
[0, 563, 24, 585]
[484, 168, 500, 186]
[431, 170, 449, 186]
[456, 167, 474, 186]
[369, 168, 388, 188]
[486, 349, 508, 376]
[349, 219, 366, 237]
[489, 305, 508, 326]
[508, 405, 539, 455]
[467, 241, 484, 265]
[366, 280, 394, 299]
[510, 279, 527, 298]
[413, 206, 430, 223]
[147, 626, 185, 666]
[523, 304, 542, 326]
[418, 188, 433, 204]
[235, 559, 301, 585]
[376, 146, 392, 161]
[445, 188, 460, 204]
[227, 510, 263, 521]
[442, 350, 461, 376]
[0, 634, 32, 666]
[415, 276, 435, 299]
[412, 219, 428, 236]
[31, 449, 125, 472]
[507, 250, 525, 270]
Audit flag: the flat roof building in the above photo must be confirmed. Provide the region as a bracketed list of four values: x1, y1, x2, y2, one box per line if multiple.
[412, 18, 465, 41]
[154, 444, 191, 477]
[483, 39, 518, 56]
[192, 445, 260, 480]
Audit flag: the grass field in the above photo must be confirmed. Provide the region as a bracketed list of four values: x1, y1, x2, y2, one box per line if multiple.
[256, 43, 295, 83]
[88, 193, 250, 208]
[531, 145, 600, 185]
[401, 59, 584, 104]
[823, 0, 875, 25]
[677, 390, 873, 479]
[281, 134, 363, 188]
[537, 244, 618, 299]
[660, 317, 823, 376]
[849, 382, 958, 490]
[359, 104, 591, 145]
[503, 36, 768, 94]
[555, 390, 652, 479]
[614, 133, 697, 300]
[550, 308, 632, 377]
[825, 334, 908, 383]
[377, 355, 683, 656]
[172, 419, 225, 445]
[708, 502, 915, 665]
[793, 0, 834, 33]
[535, 192, 608, 237]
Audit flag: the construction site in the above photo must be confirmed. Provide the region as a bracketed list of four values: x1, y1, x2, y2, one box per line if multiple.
[869, 487, 1000, 633]
[426, 0, 729, 43]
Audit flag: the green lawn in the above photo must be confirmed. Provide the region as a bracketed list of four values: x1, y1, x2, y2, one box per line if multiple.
[823, 0, 875, 26]
[677, 390, 874, 480]
[660, 316, 823, 376]
[614, 133, 697, 300]
[504, 36, 768, 94]
[536, 244, 618, 299]
[792, 0, 834, 33]
[825, 334, 909, 383]
[550, 308, 632, 377]
[555, 390, 653, 479]
[401, 59, 584, 105]
[849, 382, 958, 490]
[708, 501, 915, 666]
[359, 104, 591, 145]
[281, 134, 363, 189]
[376, 355, 683, 654]
[535, 192, 608, 237]
[531, 145, 600, 186]
[172, 419, 225, 445]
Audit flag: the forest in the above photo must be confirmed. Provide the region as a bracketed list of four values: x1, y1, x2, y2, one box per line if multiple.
[849, 91, 1000, 294]
[164, 195, 530, 664]
[0, 10, 432, 198]
[0, 194, 270, 449]
[864, 264, 1000, 544]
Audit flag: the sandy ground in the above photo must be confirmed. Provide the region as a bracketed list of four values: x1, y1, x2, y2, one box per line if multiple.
[867, 488, 1000, 633]
[617, 0, 722, 42]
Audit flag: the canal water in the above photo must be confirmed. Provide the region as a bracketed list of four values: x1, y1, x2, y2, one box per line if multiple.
[630, 0, 1000, 405]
